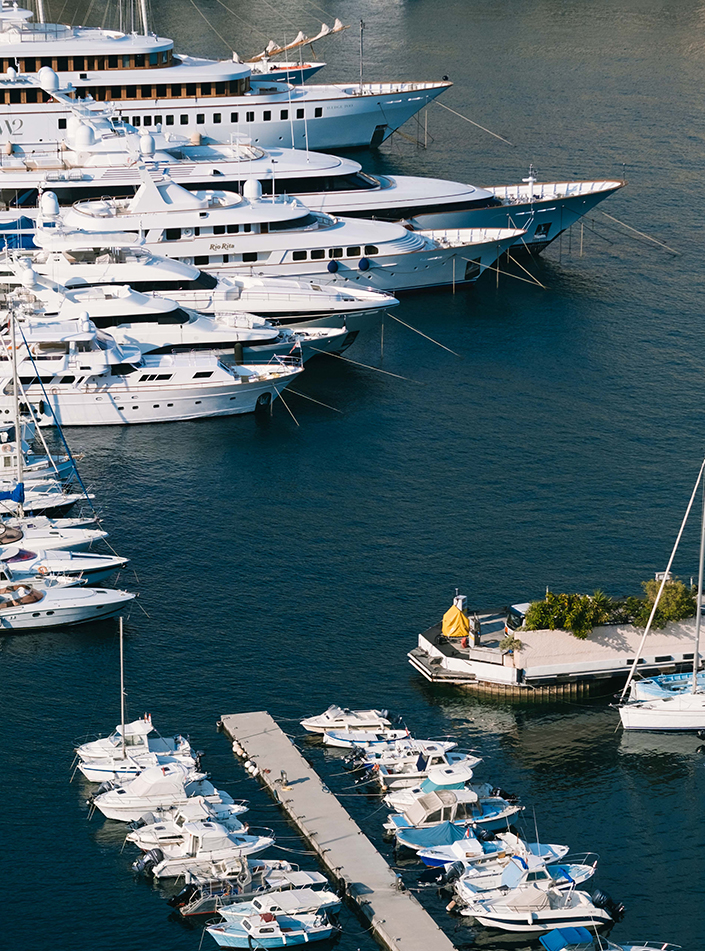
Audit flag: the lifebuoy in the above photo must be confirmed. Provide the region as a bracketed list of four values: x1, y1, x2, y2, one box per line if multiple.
[1, 444, 12, 453]
[37, 566, 48, 575]
[51, 388, 59, 395]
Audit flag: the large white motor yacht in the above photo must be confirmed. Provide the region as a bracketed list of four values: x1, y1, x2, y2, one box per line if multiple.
[0, 85, 625, 249]
[0, 311, 303, 425]
[0, 4, 450, 149]
[0, 580, 133, 629]
[50, 171, 524, 293]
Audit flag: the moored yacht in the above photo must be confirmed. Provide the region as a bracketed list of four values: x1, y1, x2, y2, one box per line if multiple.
[2, 235, 398, 332]
[0, 580, 134, 629]
[0, 544, 126, 582]
[0, 311, 303, 425]
[0, 514, 108, 550]
[0, 87, 624, 250]
[0, 7, 450, 149]
[51, 170, 524, 292]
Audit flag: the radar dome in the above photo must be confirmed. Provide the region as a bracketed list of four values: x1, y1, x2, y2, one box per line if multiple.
[243, 179, 263, 201]
[21, 267, 37, 289]
[139, 133, 155, 156]
[6, 67, 16, 82]
[38, 66, 59, 92]
[79, 311, 92, 333]
[74, 123, 95, 149]
[39, 191, 60, 218]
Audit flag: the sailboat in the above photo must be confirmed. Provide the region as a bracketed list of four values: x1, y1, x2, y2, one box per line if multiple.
[618, 458, 705, 731]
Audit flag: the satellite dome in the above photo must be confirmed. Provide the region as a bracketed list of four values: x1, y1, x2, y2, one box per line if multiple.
[243, 179, 263, 201]
[139, 133, 155, 156]
[74, 123, 95, 149]
[39, 191, 60, 218]
[20, 267, 37, 289]
[38, 66, 59, 92]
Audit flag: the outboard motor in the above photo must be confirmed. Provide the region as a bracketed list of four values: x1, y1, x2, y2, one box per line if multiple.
[476, 828, 497, 842]
[592, 889, 626, 921]
[132, 847, 164, 876]
[440, 860, 465, 888]
[168, 882, 199, 908]
[491, 786, 519, 804]
[95, 781, 114, 796]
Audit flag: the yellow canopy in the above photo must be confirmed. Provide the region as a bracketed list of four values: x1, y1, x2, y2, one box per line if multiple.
[442, 604, 470, 638]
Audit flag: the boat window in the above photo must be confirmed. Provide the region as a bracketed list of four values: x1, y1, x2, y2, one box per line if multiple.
[165, 228, 181, 241]
[292, 251, 307, 261]
[227, 224, 239, 234]
[214, 226, 226, 235]
[166, 115, 174, 126]
[110, 364, 141, 376]
[426, 810, 442, 823]
[231, 112, 239, 123]
[311, 249, 325, 260]
[263, 111, 271, 121]
[58, 118, 67, 131]
[280, 109, 288, 120]
[329, 248, 343, 259]
[180, 115, 189, 125]
[365, 245, 379, 255]
[143, 116, 152, 127]
[243, 252, 258, 263]
[442, 806, 454, 820]
[246, 111, 255, 122]
[269, 213, 318, 232]
[128, 272, 218, 292]
[60, 376, 75, 384]
[197, 114, 205, 125]
[193, 371, 213, 379]
[296, 108, 304, 119]
[314, 107, 323, 118]
[347, 247, 361, 257]
[195, 256, 209, 266]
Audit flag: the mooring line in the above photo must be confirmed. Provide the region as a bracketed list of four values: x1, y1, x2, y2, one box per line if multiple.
[309, 348, 425, 385]
[600, 211, 679, 255]
[433, 100, 514, 146]
[386, 312, 462, 357]
[506, 254, 547, 289]
[287, 388, 342, 413]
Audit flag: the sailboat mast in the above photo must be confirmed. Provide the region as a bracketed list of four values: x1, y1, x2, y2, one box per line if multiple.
[120, 616, 126, 758]
[10, 305, 23, 518]
[139, 0, 149, 36]
[692, 470, 705, 691]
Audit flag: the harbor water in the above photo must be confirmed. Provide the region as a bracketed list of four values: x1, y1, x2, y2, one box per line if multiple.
[2, 0, 704, 948]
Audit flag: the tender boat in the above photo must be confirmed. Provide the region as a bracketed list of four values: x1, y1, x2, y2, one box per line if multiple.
[451, 854, 598, 915]
[89, 762, 235, 822]
[0, 544, 126, 583]
[300, 704, 391, 734]
[131, 819, 274, 878]
[0, 581, 133, 630]
[322, 727, 410, 749]
[206, 910, 338, 948]
[386, 788, 523, 843]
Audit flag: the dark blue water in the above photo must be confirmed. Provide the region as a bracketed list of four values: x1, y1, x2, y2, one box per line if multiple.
[2, 1, 704, 948]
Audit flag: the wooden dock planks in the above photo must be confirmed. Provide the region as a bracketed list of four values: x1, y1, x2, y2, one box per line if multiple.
[220, 711, 457, 951]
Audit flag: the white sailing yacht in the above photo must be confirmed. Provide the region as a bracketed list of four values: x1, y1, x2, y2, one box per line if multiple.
[618, 458, 705, 731]
[0, 2, 450, 149]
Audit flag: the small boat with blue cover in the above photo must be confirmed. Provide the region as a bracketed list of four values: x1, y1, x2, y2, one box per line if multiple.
[417, 829, 569, 869]
[540, 927, 680, 951]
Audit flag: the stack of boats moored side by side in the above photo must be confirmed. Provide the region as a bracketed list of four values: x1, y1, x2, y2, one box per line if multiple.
[299, 703, 629, 936]
[73, 710, 346, 950]
[0, 346, 134, 628]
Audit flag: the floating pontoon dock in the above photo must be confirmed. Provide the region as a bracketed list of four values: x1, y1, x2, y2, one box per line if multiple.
[220, 711, 456, 951]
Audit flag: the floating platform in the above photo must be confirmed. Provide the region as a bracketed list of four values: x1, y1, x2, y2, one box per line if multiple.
[220, 711, 457, 951]
[409, 615, 702, 700]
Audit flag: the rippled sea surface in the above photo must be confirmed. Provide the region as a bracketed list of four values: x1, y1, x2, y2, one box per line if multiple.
[2, 1, 705, 948]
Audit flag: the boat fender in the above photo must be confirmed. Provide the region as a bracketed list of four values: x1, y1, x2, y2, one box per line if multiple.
[358, 257, 370, 271]
[327, 260, 338, 273]
[244, 760, 252, 769]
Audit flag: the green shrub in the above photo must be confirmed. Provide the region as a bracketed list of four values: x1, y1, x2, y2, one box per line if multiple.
[635, 578, 695, 628]
[499, 634, 523, 653]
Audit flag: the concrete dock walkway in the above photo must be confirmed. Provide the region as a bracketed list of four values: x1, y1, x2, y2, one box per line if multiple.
[220, 711, 456, 951]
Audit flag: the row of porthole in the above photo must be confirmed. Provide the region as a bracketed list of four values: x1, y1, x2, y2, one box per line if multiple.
[114, 398, 238, 410]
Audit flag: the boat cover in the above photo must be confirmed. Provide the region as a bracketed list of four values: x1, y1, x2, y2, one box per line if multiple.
[505, 884, 550, 912]
[397, 820, 468, 849]
[539, 927, 594, 951]
[442, 604, 469, 638]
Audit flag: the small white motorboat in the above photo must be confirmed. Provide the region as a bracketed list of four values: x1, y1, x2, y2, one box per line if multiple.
[386, 788, 523, 843]
[300, 704, 391, 734]
[0, 545, 127, 583]
[168, 865, 327, 918]
[78, 747, 199, 783]
[89, 762, 234, 822]
[76, 714, 191, 763]
[451, 854, 599, 915]
[384, 762, 499, 812]
[127, 798, 249, 850]
[131, 819, 274, 878]
[218, 888, 341, 921]
[322, 727, 410, 749]
[0, 516, 109, 551]
[417, 830, 569, 869]
[370, 748, 480, 790]
[207, 910, 338, 948]
[468, 885, 623, 933]
[0, 582, 133, 630]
